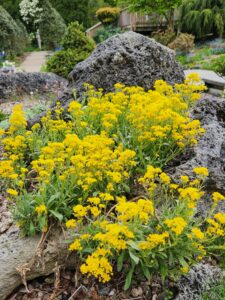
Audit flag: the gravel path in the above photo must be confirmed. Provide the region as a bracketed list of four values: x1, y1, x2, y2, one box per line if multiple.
[19, 51, 51, 72]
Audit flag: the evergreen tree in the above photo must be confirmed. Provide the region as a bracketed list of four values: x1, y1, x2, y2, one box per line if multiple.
[1, 0, 21, 20]
[50, 0, 104, 28]
[180, 0, 225, 38]
[0, 5, 27, 55]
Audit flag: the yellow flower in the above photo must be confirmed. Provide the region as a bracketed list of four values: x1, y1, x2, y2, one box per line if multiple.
[214, 213, 225, 224]
[35, 204, 47, 214]
[73, 205, 87, 218]
[193, 167, 208, 177]
[164, 217, 187, 235]
[212, 192, 225, 203]
[69, 239, 82, 251]
[159, 172, 171, 185]
[66, 219, 76, 228]
[180, 175, 189, 184]
[7, 188, 18, 196]
[191, 228, 204, 240]
[180, 266, 189, 274]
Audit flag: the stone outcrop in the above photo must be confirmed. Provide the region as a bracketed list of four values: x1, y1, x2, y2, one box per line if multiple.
[0, 72, 67, 102]
[57, 31, 184, 106]
[174, 94, 225, 199]
[176, 263, 222, 300]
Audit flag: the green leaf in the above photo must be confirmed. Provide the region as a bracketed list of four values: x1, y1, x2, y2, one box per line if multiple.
[117, 251, 125, 272]
[47, 193, 61, 205]
[50, 210, 63, 221]
[127, 241, 140, 251]
[129, 250, 139, 265]
[124, 265, 135, 291]
[159, 263, 168, 281]
[29, 222, 36, 236]
[178, 257, 188, 267]
[141, 264, 151, 280]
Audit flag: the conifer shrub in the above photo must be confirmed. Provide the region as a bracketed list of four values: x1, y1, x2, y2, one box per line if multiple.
[62, 22, 95, 53]
[39, 0, 67, 50]
[0, 5, 28, 55]
[46, 49, 89, 77]
[46, 21, 95, 77]
[96, 6, 120, 25]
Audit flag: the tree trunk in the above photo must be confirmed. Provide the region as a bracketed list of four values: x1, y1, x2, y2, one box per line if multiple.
[166, 9, 175, 31]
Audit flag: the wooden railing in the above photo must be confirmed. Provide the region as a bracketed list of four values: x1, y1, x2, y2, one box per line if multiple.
[86, 8, 180, 38]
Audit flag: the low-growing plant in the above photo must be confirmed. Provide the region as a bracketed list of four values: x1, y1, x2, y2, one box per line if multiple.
[2, 75, 224, 291]
[94, 25, 123, 44]
[205, 54, 225, 76]
[66, 165, 225, 289]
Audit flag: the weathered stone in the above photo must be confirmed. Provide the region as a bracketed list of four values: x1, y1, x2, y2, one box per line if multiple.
[0, 72, 68, 102]
[59, 31, 184, 106]
[175, 263, 222, 300]
[174, 94, 225, 195]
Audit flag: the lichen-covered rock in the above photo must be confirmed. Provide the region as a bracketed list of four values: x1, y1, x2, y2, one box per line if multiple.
[64, 31, 184, 105]
[0, 72, 67, 102]
[175, 263, 222, 300]
[174, 94, 225, 196]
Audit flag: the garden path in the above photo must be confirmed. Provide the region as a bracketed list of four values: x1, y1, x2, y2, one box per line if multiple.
[19, 51, 51, 72]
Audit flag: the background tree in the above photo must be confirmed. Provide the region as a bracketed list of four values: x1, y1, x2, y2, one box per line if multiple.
[118, 0, 182, 30]
[1, 0, 21, 20]
[180, 0, 225, 38]
[50, 0, 105, 28]
[39, 0, 67, 49]
[20, 0, 66, 49]
[19, 0, 43, 48]
[0, 5, 28, 55]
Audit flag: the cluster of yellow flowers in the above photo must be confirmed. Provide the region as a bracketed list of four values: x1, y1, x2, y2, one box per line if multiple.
[2, 76, 225, 287]
[66, 164, 225, 285]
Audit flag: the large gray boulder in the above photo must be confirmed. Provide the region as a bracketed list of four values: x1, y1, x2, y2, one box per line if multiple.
[0, 72, 67, 102]
[64, 31, 184, 104]
[174, 94, 225, 197]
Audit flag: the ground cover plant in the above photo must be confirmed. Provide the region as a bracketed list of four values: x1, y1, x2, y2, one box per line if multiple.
[1, 74, 225, 291]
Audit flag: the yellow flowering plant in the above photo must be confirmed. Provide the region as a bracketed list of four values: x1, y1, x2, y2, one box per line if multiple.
[0, 75, 206, 234]
[66, 166, 225, 289]
[1, 75, 225, 289]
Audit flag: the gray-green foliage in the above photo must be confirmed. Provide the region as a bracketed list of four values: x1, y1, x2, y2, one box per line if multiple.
[39, 0, 67, 49]
[94, 25, 123, 44]
[180, 0, 225, 38]
[0, 5, 28, 55]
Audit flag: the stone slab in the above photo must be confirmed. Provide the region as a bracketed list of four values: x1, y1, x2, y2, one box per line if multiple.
[184, 69, 225, 87]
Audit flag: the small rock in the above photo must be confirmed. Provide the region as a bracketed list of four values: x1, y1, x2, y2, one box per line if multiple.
[131, 286, 143, 297]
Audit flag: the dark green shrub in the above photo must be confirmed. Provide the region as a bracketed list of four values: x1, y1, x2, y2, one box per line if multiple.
[39, 0, 67, 50]
[46, 49, 89, 77]
[96, 6, 120, 25]
[15, 19, 29, 54]
[94, 25, 123, 44]
[62, 22, 95, 52]
[46, 21, 95, 77]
